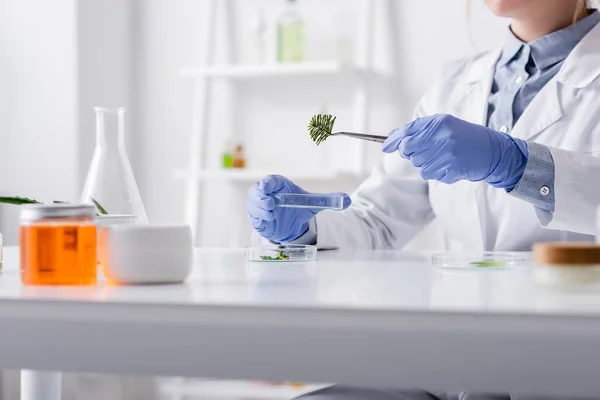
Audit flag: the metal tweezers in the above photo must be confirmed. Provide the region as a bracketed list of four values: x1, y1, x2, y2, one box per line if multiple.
[331, 132, 387, 143]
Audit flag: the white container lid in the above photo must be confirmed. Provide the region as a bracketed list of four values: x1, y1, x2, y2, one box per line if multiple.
[20, 204, 96, 222]
[99, 224, 193, 285]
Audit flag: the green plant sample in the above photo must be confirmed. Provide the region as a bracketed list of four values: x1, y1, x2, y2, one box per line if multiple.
[91, 198, 108, 215]
[260, 250, 291, 261]
[0, 196, 41, 205]
[308, 114, 336, 145]
[469, 261, 505, 268]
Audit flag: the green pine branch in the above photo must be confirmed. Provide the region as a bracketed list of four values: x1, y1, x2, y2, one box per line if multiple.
[308, 114, 337, 146]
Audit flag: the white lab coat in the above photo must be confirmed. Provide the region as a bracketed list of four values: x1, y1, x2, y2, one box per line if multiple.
[314, 22, 600, 252]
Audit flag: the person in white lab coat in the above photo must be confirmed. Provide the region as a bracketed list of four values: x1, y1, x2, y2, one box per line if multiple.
[247, 0, 600, 398]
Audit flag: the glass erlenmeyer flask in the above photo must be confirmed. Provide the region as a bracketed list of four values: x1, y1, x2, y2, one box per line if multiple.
[81, 107, 148, 223]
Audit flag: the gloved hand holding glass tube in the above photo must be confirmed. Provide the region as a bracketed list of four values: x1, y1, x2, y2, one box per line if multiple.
[247, 175, 351, 243]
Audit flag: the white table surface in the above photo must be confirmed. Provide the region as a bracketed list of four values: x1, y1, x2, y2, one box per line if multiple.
[2, 246, 600, 397]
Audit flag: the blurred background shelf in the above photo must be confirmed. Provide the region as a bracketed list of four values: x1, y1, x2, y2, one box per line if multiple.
[174, 169, 347, 182]
[180, 62, 377, 80]
[181, 0, 379, 246]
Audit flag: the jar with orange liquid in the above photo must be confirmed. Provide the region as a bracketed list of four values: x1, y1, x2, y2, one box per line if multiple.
[232, 143, 246, 169]
[20, 204, 97, 285]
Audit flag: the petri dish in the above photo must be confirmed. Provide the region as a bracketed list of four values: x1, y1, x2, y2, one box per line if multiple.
[273, 193, 344, 210]
[246, 244, 317, 262]
[431, 251, 530, 270]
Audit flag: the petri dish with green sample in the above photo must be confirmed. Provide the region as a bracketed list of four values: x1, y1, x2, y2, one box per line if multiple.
[431, 251, 529, 270]
[246, 244, 317, 262]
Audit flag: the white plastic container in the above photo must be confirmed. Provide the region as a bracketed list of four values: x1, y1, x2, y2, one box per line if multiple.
[95, 214, 137, 264]
[99, 224, 193, 285]
[96, 214, 137, 239]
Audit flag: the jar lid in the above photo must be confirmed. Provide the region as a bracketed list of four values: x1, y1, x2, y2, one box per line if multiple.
[20, 204, 96, 222]
[533, 242, 600, 266]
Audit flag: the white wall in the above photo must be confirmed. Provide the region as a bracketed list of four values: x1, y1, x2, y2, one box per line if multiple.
[77, 0, 134, 188]
[132, 0, 203, 228]
[0, 0, 78, 244]
[0, 0, 136, 245]
[132, 0, 508, 248]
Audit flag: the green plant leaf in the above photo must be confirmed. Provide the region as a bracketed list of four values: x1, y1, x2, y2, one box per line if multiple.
[308, 114, 336, 145]
[0, 196, 41, 205]
[260, 251, 291, 261]
[91, 198, 108, 215]
[469, 261, 505, 268]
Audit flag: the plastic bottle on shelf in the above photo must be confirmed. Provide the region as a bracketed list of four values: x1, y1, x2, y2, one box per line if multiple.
[222, 138, 234, 169]
[248, 7, 268, 64]
[232, 142, 247, 169]
[277, 0, 306, 63]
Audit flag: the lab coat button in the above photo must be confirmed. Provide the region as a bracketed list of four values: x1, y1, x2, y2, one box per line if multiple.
[516, 76, 524, 84]
[540, 186, 550, 196]
[499, 125, 509, 133]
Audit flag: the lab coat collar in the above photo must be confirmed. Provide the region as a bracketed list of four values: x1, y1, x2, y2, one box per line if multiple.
[453, 49, 501, 122]
[457, 23, 600, 142]
[511, 16, 600, 141]
[510, 80, 562, 141]
[555, 19, 600, 88]
[462, 50, 502, 84]
[452, 49, 499, 126]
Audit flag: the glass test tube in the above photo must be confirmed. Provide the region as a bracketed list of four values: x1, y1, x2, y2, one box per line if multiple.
[273, 193, 344, 210]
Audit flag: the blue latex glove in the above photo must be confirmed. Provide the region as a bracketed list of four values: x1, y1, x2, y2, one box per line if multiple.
[247, 175, 351, 243]
[382, 114, 529, 189]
